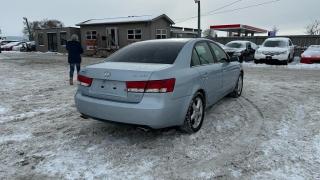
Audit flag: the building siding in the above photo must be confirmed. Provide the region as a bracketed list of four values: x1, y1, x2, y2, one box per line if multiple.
[34, 27, 80, 53]
[79, 17, 172, 55]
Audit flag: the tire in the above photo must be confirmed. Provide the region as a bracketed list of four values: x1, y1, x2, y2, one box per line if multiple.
[230, 74, 243, 98]
[289, 53, 294, 63]
[180, 92, 205, 133]
[282, 55, 290, 65]
[254, 59, 259, 64]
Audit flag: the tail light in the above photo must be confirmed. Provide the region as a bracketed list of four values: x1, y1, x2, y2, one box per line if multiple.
[126, 78, 175, 93]
[78, 74, 93, 87]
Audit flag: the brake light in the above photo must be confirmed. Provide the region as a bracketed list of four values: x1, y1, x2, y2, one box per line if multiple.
[126, 78, 175, 93]
[78, 74, 93, 87]
[126, 81, 147, 93]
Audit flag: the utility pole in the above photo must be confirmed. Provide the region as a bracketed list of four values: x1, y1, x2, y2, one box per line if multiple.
[23, 17, 33, 41]
[194, 0, 201, 38]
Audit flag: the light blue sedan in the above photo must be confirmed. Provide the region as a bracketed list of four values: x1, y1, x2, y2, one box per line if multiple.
[75, 38, 243, 133]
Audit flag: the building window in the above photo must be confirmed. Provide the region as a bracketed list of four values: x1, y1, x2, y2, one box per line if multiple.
[60, 32, 67, 46]
[156, 29, 167, 39]
[86, 31, 97, 40]
[127, 29, 142, 40]
[38, 33, 44, 46]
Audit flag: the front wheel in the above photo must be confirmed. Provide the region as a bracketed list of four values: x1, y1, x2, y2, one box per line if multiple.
[230, 74, 243, 98]
[180, 93, 205, 133]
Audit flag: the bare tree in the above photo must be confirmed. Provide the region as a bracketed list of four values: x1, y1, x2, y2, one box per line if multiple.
[272, 26, 279, 34]
[306, 20, 320, 35]
[202, 28, 216, 37]
[23, 19, 64, 39]
[41, 19, 64, 29]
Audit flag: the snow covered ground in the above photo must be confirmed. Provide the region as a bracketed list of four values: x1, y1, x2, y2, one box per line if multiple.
[0, 53, 319, 179]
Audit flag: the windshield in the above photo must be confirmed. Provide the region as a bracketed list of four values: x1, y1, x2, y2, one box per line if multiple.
[263, 40, 287, 47]
[107, 41, 186, 64]
[226, 42, 245, 48]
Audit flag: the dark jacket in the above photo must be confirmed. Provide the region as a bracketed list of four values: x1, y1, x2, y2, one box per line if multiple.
[66, 41, 84, 64]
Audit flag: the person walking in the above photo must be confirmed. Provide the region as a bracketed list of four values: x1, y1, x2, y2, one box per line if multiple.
[66, 34, 83, 85]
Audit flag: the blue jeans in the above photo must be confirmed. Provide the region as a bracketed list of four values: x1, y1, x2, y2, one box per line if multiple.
[69, 63, 81, 79]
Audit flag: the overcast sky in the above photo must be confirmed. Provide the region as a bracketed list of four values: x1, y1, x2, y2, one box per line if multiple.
[0, 0, 319, 36]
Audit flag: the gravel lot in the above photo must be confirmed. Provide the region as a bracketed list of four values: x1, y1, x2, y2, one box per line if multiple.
[0, 52, 320, 179]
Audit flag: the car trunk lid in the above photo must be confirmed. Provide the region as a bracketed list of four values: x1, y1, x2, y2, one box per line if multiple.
[80, 62, 172, 103]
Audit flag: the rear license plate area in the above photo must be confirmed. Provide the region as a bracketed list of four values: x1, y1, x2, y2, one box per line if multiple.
[92, 80, 126, 97]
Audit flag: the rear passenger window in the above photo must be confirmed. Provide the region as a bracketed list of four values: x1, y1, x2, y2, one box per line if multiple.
[209, 42, 228, 63]
[194, 42, 215, 65]
[191, 49, 201, 66]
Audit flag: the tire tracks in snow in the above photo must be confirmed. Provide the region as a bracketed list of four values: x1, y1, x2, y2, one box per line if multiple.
[176, 95, 265, 178]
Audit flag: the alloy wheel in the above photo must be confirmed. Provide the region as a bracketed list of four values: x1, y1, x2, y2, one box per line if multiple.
[190, 96, 204, 129]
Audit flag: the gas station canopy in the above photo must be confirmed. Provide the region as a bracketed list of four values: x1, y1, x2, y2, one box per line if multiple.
[210, 24, 268, 36]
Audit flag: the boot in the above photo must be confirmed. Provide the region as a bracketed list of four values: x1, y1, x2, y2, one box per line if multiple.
[69, 78, 74, 85]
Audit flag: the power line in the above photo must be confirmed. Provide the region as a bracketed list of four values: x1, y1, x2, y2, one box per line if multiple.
[175, 0, 280, 24]
[209, 0, 281, 15]
[175, 0, 242, 23]
[205, 0, 243, 15]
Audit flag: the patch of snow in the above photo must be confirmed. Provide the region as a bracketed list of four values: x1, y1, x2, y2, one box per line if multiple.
[2, 51, 23, 54]
[33, 51, 66, 56]
[0, 105, 7, 115]
[0, 133, 32, 143]
[276, 121, 289, 137]
[194, 171, 216, 179]
[79, 14, 163, 25]
[254, 166, 305, 180]
[36, 150, 158, 179]
[0, 106, 69, 123]
[295, 105, 305, 122]
[313, 134, 320, 163]
[243, 62, 320, 70]
[230, 169, 242, 178]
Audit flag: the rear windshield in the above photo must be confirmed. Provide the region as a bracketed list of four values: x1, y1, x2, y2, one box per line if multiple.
[107, 41, 186, 64]
[263, 40, 287, 47]
[226, 42, 245, 48]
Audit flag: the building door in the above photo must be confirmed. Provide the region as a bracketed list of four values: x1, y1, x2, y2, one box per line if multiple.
[106, 28, 119, 50]
[47, 33, 58, 52]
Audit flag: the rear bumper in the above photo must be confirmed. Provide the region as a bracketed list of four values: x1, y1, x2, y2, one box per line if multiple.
[75, 92, 191, 129]
[301, 57, 320, 64]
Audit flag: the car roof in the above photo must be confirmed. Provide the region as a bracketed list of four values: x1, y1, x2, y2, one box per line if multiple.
[132, 38, 229, 48]
[309, 45, 320, 48]
[140, 38, 193, 44]
[5, 42, 21, 45]
[227, 40, 251, 44]
[265, 37, 290, 41]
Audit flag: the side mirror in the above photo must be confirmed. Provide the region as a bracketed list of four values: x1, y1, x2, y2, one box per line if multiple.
[230, 56, 240, 62]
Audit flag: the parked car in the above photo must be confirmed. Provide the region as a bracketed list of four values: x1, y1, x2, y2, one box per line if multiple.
[1, 41, 24, 51]
[26, 41, 36, 51]
[12, 42, 28, 51]
[224, 41, 258, 62]
[254, 37, 295, 65]
[75, 39, 243, 133]
[216, 42, 226, 49]
[0, 40, 18, 46]
[300, 45, 320, 64]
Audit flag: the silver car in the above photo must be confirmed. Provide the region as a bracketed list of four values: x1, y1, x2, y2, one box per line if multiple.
[75, 38, 243, 133]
